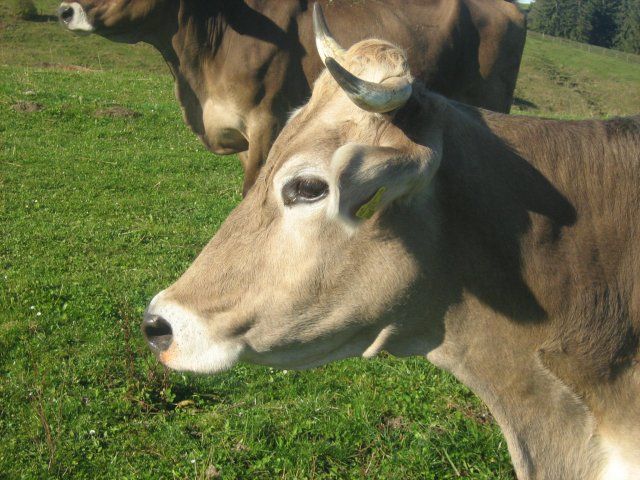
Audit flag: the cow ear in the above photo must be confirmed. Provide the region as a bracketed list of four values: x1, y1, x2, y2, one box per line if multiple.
[331, 141, 441, 222]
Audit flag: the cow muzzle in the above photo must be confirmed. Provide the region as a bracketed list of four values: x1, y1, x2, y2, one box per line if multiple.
[142, 313, 173, 353]
[141, 291, 245, 374]
[58, 2, 95, 32]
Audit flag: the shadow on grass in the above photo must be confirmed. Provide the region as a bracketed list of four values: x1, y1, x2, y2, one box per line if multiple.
[24, 14, 58, 23]
[513, 97, 538, 110]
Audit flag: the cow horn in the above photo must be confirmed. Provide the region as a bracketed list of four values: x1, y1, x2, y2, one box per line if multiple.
[324, 57, 412, 113]
[313, 3, 345, 64]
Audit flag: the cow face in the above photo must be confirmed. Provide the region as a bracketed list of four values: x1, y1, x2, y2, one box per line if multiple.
[58, 0, 164, 39]
[142, 47, 444, 373]
[142, 8, 445, 374]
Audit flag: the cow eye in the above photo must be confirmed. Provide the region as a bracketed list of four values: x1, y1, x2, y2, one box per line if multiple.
[282, 177, 329, 206]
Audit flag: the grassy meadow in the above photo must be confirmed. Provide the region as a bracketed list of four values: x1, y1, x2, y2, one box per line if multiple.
[1, 2, 639, 479]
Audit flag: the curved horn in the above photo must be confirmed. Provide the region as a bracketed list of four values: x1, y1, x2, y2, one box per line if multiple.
[313, 3, 345, 64]
[325, 57, 412, 113]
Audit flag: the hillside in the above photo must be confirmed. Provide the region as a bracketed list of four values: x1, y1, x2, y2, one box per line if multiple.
[513, 34, 640, 118]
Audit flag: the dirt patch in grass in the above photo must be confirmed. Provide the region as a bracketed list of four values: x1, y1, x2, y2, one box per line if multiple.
[233, 441, 249, 452]
[468, 407, 494, 425]
[205, 465, 221, 478]
[378, 414, 408, 431]
[447, 400, 495, 426]
[36, 62, 99, 72]
[12, 100, 43, 112]
[93, 106, 141, 118]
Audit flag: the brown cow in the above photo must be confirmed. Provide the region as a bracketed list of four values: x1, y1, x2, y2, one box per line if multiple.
[58, 0, 526, 193]
[141, 15, 640, 480]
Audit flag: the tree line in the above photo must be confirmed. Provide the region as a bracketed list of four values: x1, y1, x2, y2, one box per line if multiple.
[527, 0, 640, 54]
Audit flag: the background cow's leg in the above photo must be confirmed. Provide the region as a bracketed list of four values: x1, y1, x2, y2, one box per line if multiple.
[240, 115, 281, 196]
[238, 152, 256, 196]
[471, 76, 514, 114]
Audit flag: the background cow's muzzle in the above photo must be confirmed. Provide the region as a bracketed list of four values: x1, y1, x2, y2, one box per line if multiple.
[57, 4, 74, 24]
[57, 2, 94, 32]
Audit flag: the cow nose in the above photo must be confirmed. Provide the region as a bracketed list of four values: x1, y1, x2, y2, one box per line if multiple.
[58, 5, 74, 23]
[142, 314, 173, 353]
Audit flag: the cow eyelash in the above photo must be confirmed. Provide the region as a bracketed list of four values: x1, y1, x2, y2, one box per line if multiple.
[282, 177, 329, 206]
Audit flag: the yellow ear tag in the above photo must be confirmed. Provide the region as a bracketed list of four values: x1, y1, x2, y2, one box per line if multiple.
[355, 186, 387, 220]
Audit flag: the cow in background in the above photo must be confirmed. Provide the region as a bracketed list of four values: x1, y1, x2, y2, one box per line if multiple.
[59, 0, 526, 194]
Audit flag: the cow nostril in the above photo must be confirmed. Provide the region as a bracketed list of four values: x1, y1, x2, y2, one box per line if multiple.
[142, 315, 173, 352]
[58, 5, 74, 23]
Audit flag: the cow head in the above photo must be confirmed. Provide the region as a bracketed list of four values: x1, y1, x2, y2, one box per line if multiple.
[142, 5, 446, 373]
[58, 0, 166, 40]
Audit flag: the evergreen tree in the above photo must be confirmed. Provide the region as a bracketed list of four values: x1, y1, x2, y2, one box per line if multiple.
[528, 0, 554, 34]
[586, 0, 620, 48]
[573, 0, 594, 43]
[528, 0, 633, 52]
[529, 0, 588, 40]
[615, 0, 640, 53]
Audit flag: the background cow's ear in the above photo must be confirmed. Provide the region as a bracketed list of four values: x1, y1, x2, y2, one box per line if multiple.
[331, 140, 441, 222]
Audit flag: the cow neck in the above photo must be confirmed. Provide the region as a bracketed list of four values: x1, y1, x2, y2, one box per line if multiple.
[424, 103, 605, 480]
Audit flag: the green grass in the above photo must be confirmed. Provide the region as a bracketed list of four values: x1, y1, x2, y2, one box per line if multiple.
[2, 3, 639, 479]
[513, 35, 640, 118]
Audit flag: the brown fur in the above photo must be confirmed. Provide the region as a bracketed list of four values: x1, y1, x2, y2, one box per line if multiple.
[61, 0, 526, 193]
[149, 39, 640, 479]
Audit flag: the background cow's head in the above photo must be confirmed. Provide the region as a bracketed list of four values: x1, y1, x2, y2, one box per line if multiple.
[143, 5, 446, 373]
[58, 0, 167, 41]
